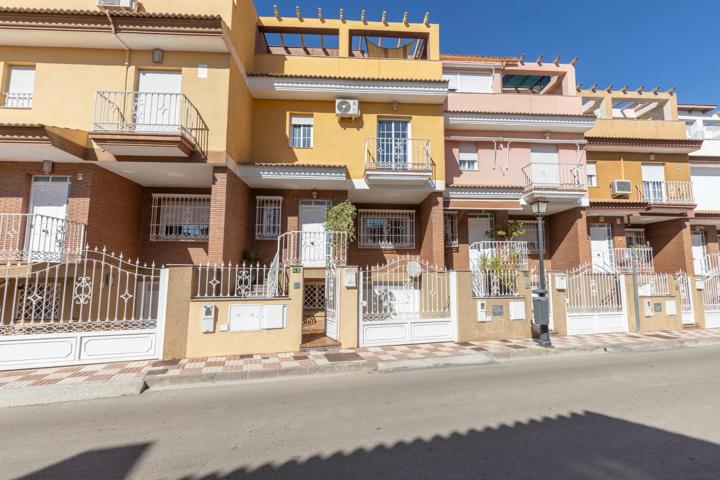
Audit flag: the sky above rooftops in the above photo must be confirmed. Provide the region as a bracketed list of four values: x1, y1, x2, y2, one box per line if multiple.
[260, 0, 719, 104]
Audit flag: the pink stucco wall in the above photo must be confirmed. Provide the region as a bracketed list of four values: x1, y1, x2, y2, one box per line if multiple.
[446, 93, 584, 116]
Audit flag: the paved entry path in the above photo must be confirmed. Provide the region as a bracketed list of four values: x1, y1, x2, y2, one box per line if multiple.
[1, 328, 719, 391]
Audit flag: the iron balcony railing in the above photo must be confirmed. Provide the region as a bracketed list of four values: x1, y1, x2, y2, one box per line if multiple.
[1, 92, 33, 109]
[92, 91, 209, 157]
[522, 162, 587, 191]
[276, 231, 347, 267]
[364, 138, 432, 172]
[469, 241, 529, 270]
[613, 247, 654, 273]
[638, 180, 694, 204]
[0, 213, 86, 263]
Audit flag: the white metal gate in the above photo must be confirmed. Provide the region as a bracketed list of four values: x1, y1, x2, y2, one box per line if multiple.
[702, 272, 720, 328]
[325, 262, 339, 341]
[359, 256, 456, 347]
[565, 264, 628, 335]
[0, 248, 167, 370]
[676, 272, 695, 325]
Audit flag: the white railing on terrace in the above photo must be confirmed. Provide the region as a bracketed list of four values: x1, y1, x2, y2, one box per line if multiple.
[703, 253, 720, 275]
[365, 138, 432, 172]
[1, 92, 33, 109]
[92, 91, 209, 157]
[687, 124, 720, 140]
[472, 268, 520, 297]
[276, 231, 347, 267]
[0, 213, 86, 263]
[639, 181, 694, 204]
[469, 241, 529, 270]
[613, 247, 654, 273]
[522, 162, 586, 191]
[193, 262, 288, 299]
[637, 272, 671, 296]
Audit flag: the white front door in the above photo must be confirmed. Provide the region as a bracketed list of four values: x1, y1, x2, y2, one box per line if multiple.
[27, 176, 70, 259]
[136, 70, 182, 132]
[692, 231, 707, 275]
[590, 223, 614, 271]
[641, 164, 666, 202]
[468, 214, 494, 267]
[530, 144, 560, 186]
[299, 200, 330, 267]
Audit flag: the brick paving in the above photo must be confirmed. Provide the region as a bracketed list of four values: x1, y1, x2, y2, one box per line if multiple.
[1, 328, 719, 390]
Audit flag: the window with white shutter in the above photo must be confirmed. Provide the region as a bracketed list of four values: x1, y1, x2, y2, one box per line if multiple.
[290, 115, 314, 148]
[4, 66, 35, 108]
[459, 143, 478, 171]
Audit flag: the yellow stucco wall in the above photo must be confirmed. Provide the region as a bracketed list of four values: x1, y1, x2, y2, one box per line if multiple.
[249, 99, 446, 181]
[587, 119, 687, 140]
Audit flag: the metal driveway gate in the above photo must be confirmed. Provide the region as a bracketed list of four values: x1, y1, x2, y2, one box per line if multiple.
[703, 272, 720, 328]
[359, 257, 455, 347]
[0, 248, 168, 370]
[565, 264, 628, 335]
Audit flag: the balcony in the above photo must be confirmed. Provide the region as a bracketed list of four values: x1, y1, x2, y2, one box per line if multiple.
[1, 92, 33, 109]
[364, 138, 433, 185]
[0, 213, 86, 263]
[521, 162, 586, 203]
[638, 181, 694, 205]
[469, 241, 529, 271]
[613, 247, 654, 273]
[90, 91, 208, 159]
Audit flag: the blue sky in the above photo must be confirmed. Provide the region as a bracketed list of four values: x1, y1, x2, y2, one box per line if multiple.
[258, 1, 719, 105]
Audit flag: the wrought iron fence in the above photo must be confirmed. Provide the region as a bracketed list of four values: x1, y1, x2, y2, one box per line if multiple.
[364, 138, 432, 172]
[566, 264, 624, 313]
[676, 272, 693, 313]
[92, 91, 209, 157]
[0, 247, 160, 335]
[613, 247, 655, 273]
[636, 272, 671, 296]
[276, 231, 347, 267]
[470, 241, 529, 270]
[471, 268, 520, 297]
[0, 213, 86, 263]
[193, 262, 288, 299]
[702, 273, 720, 311]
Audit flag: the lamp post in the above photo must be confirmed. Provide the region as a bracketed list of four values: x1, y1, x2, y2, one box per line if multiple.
[531, 200, 552, 347]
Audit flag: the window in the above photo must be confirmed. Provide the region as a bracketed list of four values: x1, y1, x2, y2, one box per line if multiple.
[442, 70, 493, 93]
[290, 115, 313, 148]
[359, 210, 415, 249]
[377, 119, 410, 166]
[516, 221, 545, 253]
[444, 212, 459, 247]
[4, 65, 35, 108]
[458, 143, 478, 171]
[150, 194, 210, 241]
[502, 74, 552, 93]
[256, 196, 282, 240]
[625, 228, 647, 247]
[587, 162, 598, 187]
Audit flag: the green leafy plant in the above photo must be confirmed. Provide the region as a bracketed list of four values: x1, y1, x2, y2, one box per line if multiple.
[324, 200, 357, 242]
[243, 249, 264, 265]
[489, 220, 527, 241]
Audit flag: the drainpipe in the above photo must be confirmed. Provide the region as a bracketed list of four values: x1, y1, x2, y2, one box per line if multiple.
[104, 9, 131, 92]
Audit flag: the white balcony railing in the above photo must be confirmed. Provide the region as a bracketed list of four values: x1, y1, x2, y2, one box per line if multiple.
[276, 231, 347, 267]
[613, 247, 654, 273]
[687, 124, 720, 140]
[92, 91, 209, 157]
[1, 92, 33, 109]
[0, 213, 86, 262]
[522, 162, 586, 191]
[639, 181, 694, 204]
[469, 241, 529, 270]
[365, 138, 432, 172]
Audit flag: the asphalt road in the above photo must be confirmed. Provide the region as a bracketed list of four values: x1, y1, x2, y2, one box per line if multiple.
[2, 346, 720, 480]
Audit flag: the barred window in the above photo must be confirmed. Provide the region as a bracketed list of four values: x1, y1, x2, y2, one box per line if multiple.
[516, 221, 545, 253]
[359, 210, 415, 249]
[444, 212, 458, 247]
[290, 115, 313, 148]
[256, 196, 282, 240]
[625, 228, 646, 247]
[150, 194, 210, 241]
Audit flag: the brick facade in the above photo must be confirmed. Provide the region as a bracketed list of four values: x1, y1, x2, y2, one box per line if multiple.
[547, 207, 590, 272]
[646, 218, 694, 273]
[208, 167, 251, 264]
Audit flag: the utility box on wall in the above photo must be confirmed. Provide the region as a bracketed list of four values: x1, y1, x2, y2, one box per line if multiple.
[202, 304, 217, 333]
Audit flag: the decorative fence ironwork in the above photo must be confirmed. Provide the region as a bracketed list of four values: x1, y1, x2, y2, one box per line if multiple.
[364, 137, 432, 172]
[636, 272, 671, 296]
[702, 272, 720, 311]
[92, 91, 209, 157]
[0, 213, 86, 263]
[472, 268, 520, 297]
[613, 247, 654, 273]
[566, 264, 624, 313]
[676, 272, 693, 314]
[276, 231, 347, 267]
[193, 262, 288, 299]
[0, 247, 160, 335]
[469, 241, 529, 271]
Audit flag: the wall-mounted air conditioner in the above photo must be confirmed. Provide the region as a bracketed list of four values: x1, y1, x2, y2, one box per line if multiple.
[611, 180, 632, 197]
[335, 99, 360, 118]
[97, 0, 136, 9]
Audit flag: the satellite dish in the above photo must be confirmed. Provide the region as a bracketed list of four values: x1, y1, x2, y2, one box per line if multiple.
[407, 260, 423, 279]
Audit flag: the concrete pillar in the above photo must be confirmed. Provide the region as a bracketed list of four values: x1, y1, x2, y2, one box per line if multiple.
[161, 266, 193, 360]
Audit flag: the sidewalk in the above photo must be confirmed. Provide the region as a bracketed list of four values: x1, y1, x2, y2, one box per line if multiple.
[2, 328, 720, 407]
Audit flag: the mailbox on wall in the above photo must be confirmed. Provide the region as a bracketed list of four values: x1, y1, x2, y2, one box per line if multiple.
[202, 304, 217, 333]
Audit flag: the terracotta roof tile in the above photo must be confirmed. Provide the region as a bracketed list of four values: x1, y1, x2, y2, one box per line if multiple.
[586, 136, 702, 146]
[446, 109, 594, 118]
[239, 162, 346, 169]
[0, 6, 221, 20]
[448, 184, 523, 190]
[441, 53, 518, 63]
[248, 72, 447, 84]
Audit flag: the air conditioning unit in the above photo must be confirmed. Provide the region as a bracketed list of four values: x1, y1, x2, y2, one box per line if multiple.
[335, 99, 360, 118]
[97, 0, 135, 9]
[611, 180, 632, 197]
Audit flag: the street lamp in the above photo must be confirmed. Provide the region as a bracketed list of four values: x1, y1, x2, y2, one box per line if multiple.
[531, 200, 552, 348]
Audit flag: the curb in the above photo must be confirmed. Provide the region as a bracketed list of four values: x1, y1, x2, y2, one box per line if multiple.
[377, 354, 494, 373]
[604, 337, 720, 353]
[0, 378, 145, 409]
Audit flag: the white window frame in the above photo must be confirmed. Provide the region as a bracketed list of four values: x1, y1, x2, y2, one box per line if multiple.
[625, 228, 647, 247]
[150, 194, 211, 242]
[458, 143, 478, 171]
[289, 114, 314, 148]
[4, 65, 35, 109]
[587, 162, 598, 187]
[444, 211, 459, 247]
[256, 196, 283, 240]
[359, 209, 415, 249]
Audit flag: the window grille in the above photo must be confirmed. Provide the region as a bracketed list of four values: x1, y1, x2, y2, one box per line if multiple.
[516, 221, 545, 253]
[458, 143, 478, 171]
[587, 162, 598, 187]
[625, 228, 647, 247]
[256, 196, 283, 240]
[290, 115, 313, 148]
[359, 210, 415, 249]
[303, 282, 326, 309]
[444, 212, 459, 247]
[150, 194, 210, 241]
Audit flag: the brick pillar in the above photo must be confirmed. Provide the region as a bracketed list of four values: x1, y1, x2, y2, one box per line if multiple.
[703, 226, 719, 255]
[646, 219, 693, 273]
[418, 192, 445, 267]
[208, 167, 250, 264]
[548, 207, 590, 271]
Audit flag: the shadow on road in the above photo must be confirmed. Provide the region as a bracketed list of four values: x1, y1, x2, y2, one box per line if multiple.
[15, 412, 720, 479]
